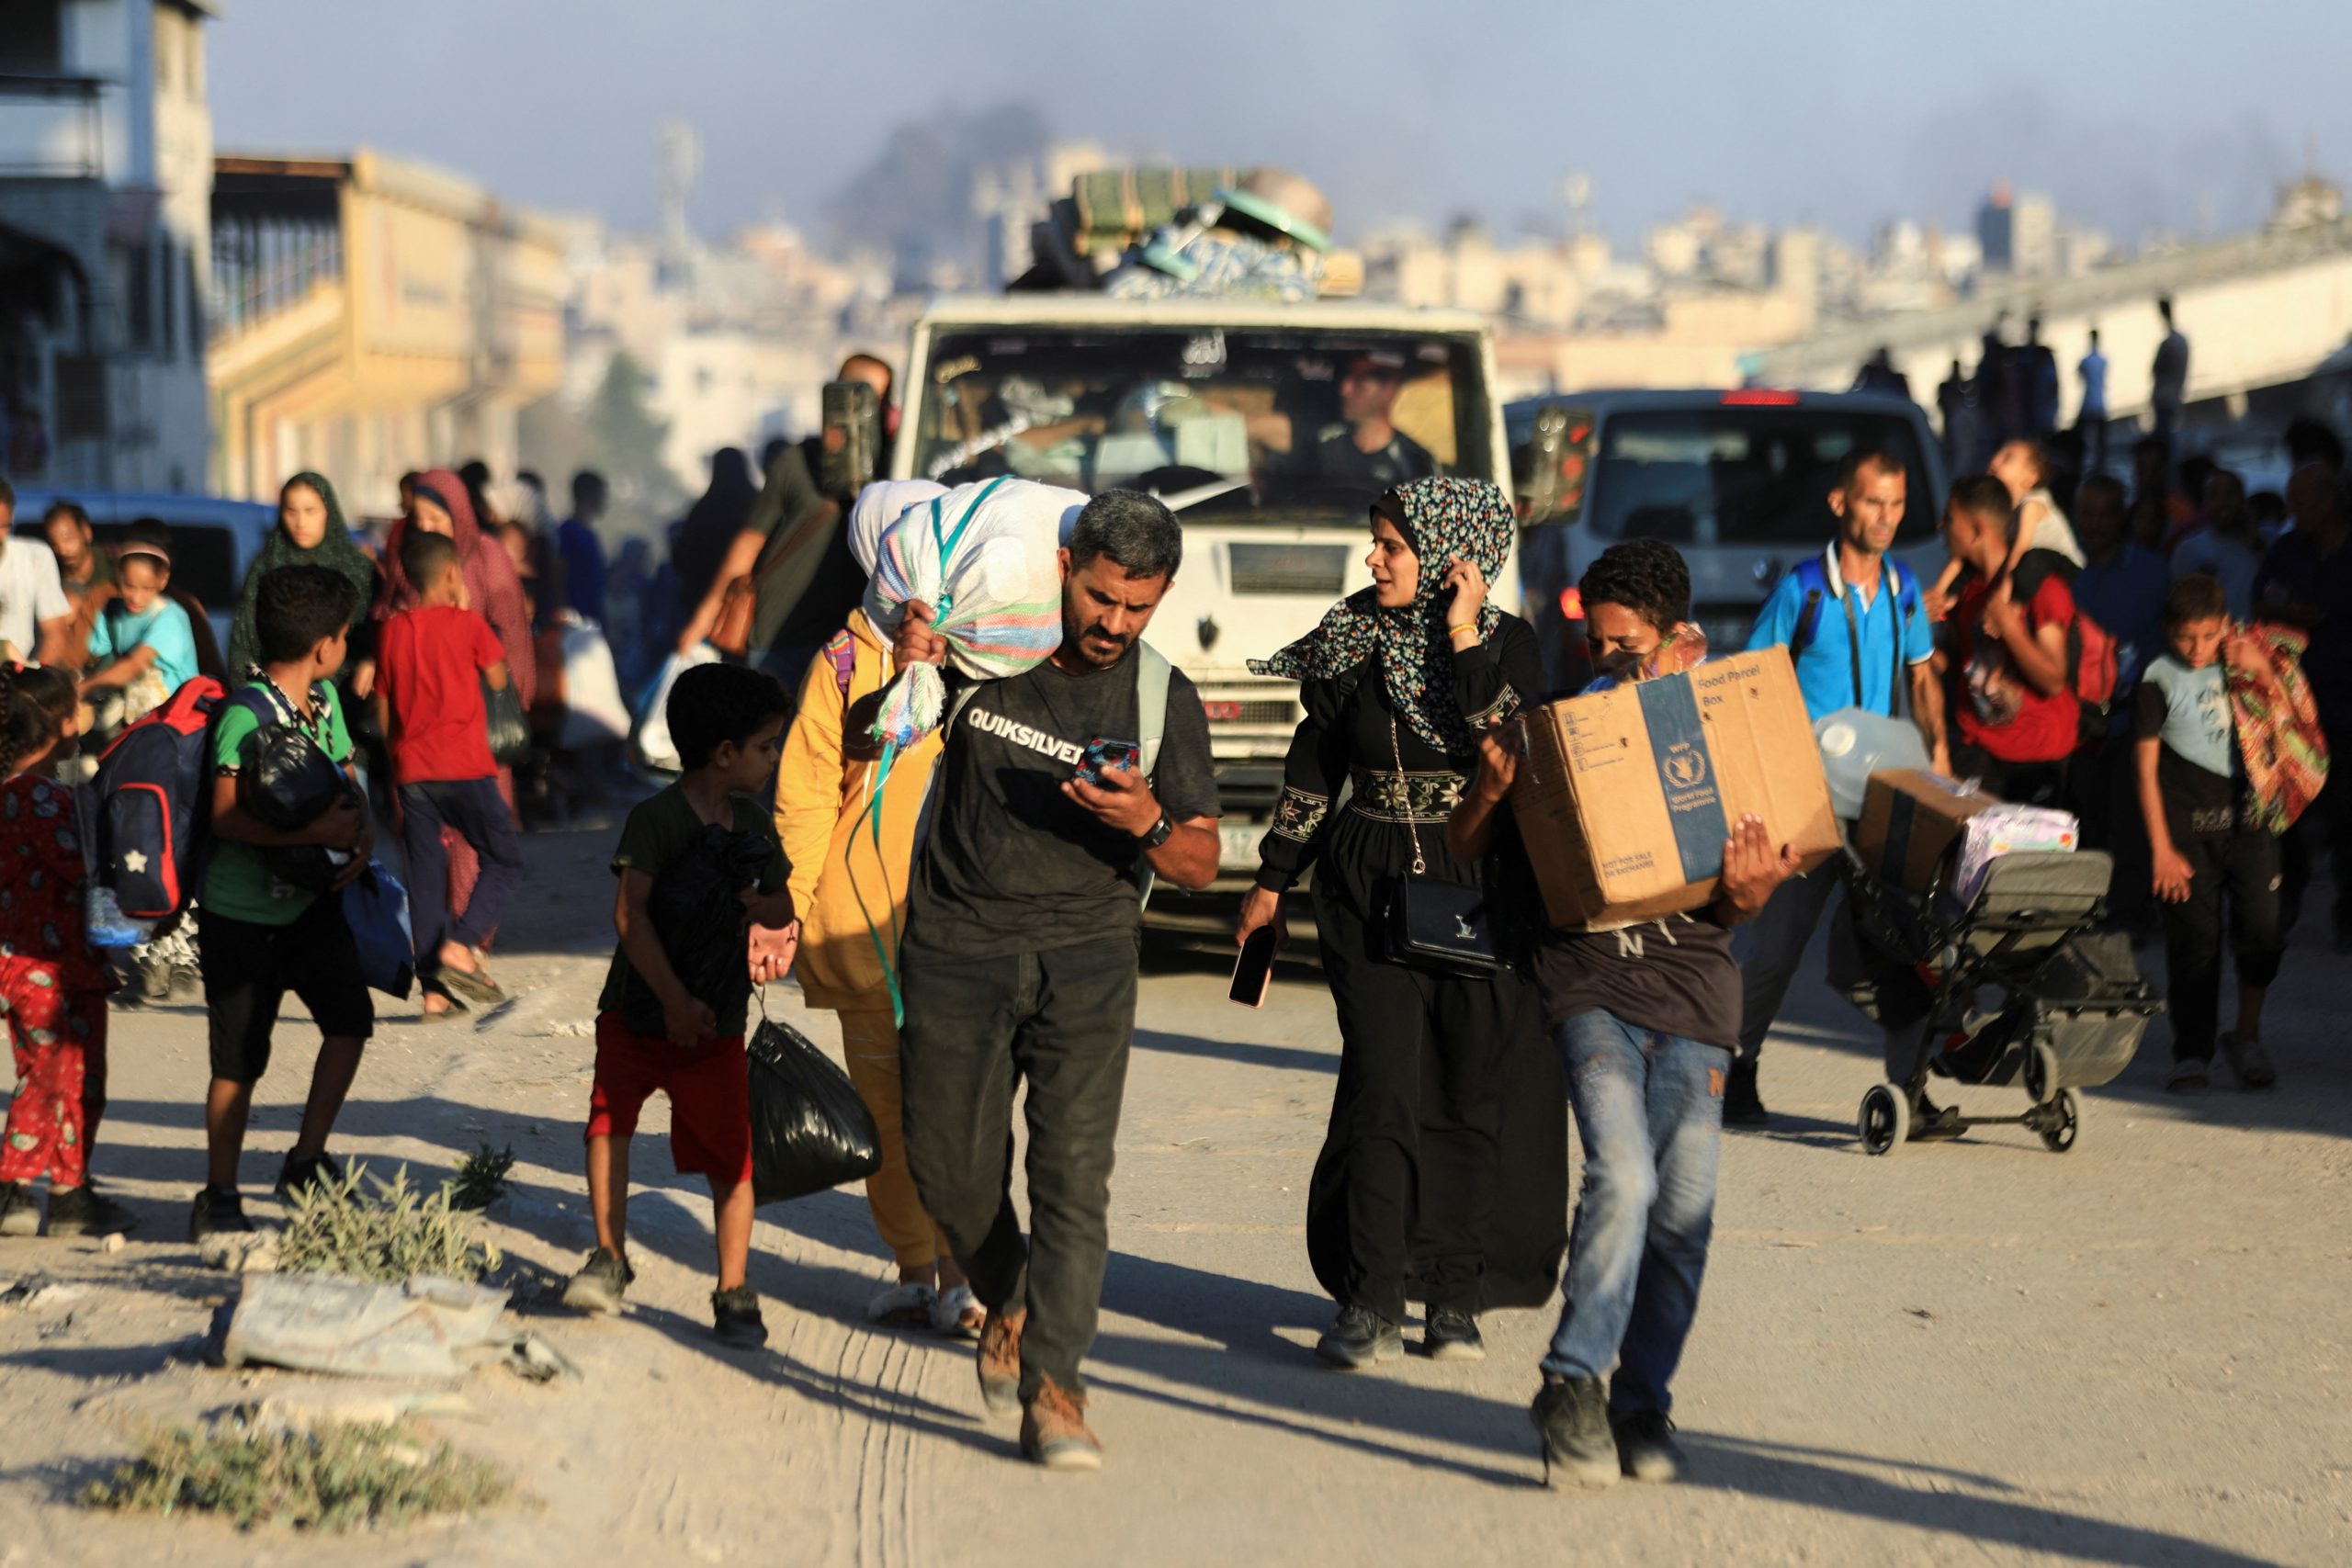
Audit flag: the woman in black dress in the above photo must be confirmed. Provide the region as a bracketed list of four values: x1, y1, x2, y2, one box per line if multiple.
[1238, 477, 1566, 1368]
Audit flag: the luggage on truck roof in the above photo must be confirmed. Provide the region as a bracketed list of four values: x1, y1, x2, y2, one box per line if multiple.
[1017, 164, 1361, 299]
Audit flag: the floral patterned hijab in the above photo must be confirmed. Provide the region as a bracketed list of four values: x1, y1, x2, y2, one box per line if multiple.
[1250, 476, 1513, 753]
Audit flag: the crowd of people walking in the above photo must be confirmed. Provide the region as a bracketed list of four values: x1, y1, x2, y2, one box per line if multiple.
[0, 353, 2343, 1486]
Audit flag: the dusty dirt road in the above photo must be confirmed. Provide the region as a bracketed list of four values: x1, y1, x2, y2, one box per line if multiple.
[0, 825, 2346, 1567]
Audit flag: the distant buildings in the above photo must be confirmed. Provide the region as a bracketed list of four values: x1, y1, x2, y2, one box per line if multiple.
[556, 207, 896, 493]
[207, 151, 568, 511]
[0, 0, 217, 491]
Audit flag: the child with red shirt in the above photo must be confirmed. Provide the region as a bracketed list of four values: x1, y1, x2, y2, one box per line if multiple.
[1941, 475, 2081, 806]
[0, 664, 133, 1238]
[373, 530, 526, 1019]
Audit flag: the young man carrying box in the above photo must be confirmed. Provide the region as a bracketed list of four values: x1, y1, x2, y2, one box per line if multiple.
[1451, 540, 1802, 1489]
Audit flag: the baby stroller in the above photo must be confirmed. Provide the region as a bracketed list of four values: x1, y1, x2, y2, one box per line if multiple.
[1834, 844, 2164, 1156]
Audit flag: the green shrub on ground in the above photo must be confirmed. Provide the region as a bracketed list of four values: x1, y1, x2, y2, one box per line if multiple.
[276, 1164, 503, 1284]
[447, 1144, 517, 1213]
[81, 1416, 514, 1530]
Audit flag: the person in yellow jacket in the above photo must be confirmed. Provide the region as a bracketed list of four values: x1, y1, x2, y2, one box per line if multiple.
[774, 481, 985, 1336]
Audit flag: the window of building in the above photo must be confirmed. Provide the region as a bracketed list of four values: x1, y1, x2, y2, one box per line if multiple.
[184, 247, 202, 358]
[115, 242, 155, 354]
[0, 1, 65, 72]
[157, 237, 177, 362]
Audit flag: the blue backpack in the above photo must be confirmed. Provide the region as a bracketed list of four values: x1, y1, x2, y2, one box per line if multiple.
[1782, 556, 1920, 718]
[85, 677, 230, 921]
[85, 680, 299, 923]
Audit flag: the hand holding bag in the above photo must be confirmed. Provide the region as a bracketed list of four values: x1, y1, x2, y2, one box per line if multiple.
[1377, 716, 1506, 978]
[483, 676, 531, 767]
[747, 1007, 884, 1204]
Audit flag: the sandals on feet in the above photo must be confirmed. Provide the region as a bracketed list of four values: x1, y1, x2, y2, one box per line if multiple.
[931, 1282, 986, 1339]
[439, 955, 505, 1008]
[865, 1280, 937, 1328]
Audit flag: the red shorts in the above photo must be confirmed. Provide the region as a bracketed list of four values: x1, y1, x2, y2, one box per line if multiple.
[584, 1013, 752, 1184]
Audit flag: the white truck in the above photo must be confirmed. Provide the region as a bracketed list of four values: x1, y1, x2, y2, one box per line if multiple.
[889, 292, 1519, 889]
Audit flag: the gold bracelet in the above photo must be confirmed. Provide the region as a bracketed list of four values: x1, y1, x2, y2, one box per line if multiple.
[1447, 623, 1479, 639]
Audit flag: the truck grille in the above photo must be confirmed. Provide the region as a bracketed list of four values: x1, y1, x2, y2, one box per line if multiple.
[1201, 697, 1302, 726]
[1228, 542, 1349, 596]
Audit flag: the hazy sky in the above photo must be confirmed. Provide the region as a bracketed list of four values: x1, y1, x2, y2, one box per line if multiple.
[210, 0, 2351, 248]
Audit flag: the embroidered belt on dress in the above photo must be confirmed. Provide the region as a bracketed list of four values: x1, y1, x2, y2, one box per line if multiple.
[1346, 765, 1465, 824]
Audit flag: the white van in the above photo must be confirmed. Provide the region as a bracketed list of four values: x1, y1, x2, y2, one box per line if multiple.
[895, 295, 1521, 884]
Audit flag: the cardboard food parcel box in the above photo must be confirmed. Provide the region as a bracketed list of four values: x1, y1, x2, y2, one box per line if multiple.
[1854, 770, 2004, 892]
[1511, 649, 1839, 930]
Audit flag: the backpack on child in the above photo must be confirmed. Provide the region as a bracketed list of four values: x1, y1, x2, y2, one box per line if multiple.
[2011, 554, 2119, 742]
[85, 677, 350, 925]
[85, 676, 228, 922]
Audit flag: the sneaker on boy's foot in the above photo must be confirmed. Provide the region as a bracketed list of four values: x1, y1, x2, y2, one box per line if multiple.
[187, 1186, 254, 1243]
[0, 1182, 39, 1237]
[560, 1247, 635, 1314]
[1612, 1408, 1684, 1483]
[711, 1286, 768, 1349]
[274, 1152, 345, 1201]
[1530, 1375, 1619, 1489]
[2165, 1055, 2211, 1095]
[976, 1308, 1026, 1417]
[1422, 1306, 1486, 1362]
[1315, 1303, 1403, 1370]
[1020, 1377, 1102, 1472]
[46, 1182, 139, 1238]
[2222, 1032, 2277, 1090]
[1723, 1058, 1769, 1127]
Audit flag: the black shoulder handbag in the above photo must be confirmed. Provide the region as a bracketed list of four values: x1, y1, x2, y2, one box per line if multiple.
[1376, 716, 1507, 978]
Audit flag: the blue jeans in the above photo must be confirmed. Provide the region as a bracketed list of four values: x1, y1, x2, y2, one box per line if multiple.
[1542, 1010, 1729, 1417]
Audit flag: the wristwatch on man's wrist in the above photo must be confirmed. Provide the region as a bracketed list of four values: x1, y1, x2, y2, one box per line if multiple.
[1138, 812, 1174, 849]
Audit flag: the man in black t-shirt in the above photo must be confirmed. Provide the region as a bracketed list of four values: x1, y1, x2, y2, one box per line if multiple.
[891, 491, 1220, 1472]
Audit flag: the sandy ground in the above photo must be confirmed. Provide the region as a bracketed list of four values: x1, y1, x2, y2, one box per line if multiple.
[0, 823, 2347, 1567]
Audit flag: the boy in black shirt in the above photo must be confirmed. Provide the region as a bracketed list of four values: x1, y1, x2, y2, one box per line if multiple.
[892, 491, 1221, 1471]
[560, 664, 797, 1348]
[1448, 539, 1799, 1488]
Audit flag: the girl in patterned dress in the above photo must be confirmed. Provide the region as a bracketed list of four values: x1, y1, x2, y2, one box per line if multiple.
[0, 664, 130, 1237]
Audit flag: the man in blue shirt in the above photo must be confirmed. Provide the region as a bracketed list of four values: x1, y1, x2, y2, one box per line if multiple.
[2076, 329, 2110, 471]
[1729, 449, 1944, 1125]
[558, 470, 611, 626]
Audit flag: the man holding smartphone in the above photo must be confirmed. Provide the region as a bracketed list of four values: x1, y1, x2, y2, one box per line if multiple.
[891, 491, 1221, 1472]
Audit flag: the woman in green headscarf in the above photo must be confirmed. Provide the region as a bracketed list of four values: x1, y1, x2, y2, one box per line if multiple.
[226, 472, 380, 676]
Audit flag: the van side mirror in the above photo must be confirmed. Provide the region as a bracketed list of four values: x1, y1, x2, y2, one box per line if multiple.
[1520, 403, 1593, 525]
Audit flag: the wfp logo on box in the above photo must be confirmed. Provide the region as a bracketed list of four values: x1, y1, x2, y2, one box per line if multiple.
[1660, 745, 1709, 792]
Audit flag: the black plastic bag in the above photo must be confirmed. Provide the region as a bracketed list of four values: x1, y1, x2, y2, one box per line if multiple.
[617, 823, 772, 1036]
[748, 1015, 883, 1205]
[241, 717, 358, 895]
[484, 678, 530, 767]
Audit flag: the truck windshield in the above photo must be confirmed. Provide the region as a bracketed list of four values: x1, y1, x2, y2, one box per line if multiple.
[913, 327, 1489, 520]
[1583, 407, 1938, 547]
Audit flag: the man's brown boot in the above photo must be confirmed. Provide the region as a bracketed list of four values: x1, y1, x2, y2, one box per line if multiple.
[976, 1308, 1025, 1417]
[1019, 1376, 1102, 1472]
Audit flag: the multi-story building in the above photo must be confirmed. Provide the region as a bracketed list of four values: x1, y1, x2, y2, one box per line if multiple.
[0, 0, 215, 491]
[207, 150, 568, 512]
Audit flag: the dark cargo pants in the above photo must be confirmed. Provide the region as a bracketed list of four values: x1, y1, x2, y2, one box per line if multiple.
[899, 935, 1136, 1400]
